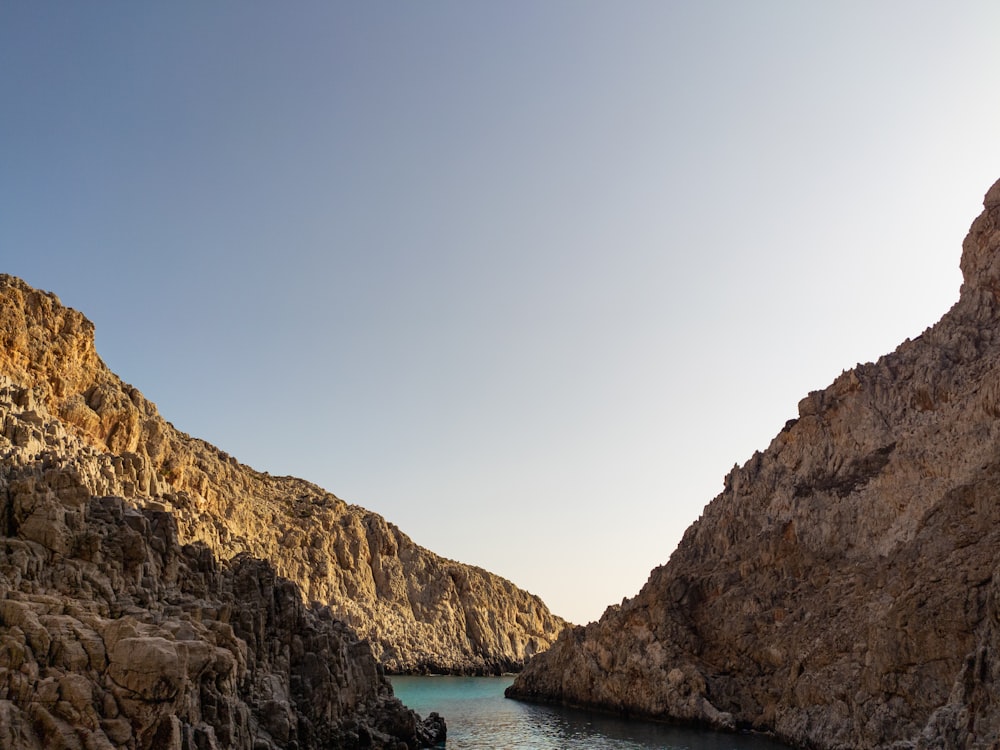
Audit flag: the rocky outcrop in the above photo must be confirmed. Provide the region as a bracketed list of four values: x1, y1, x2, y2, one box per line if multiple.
[0, 377, 445, 749]
[507, 177, 1000, 749]
[0, 274, 565, 674]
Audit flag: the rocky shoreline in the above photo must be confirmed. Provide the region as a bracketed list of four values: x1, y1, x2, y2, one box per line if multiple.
[0, 271, 567, 746]
[507, 177, 1000, 749]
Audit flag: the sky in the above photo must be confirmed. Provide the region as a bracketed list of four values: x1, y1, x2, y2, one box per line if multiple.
[2, 2, 1000, 626]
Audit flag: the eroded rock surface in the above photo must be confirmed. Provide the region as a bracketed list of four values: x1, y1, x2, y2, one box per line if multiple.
[0, 380, 445, 748]
[0, 274, 565, 674]
[507, 178, 1000, 749]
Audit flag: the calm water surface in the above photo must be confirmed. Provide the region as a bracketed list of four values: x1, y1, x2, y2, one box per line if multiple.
[390, 676, 790, 750]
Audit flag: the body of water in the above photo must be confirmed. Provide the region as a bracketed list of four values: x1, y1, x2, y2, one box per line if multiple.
[390, 676, 789, 750]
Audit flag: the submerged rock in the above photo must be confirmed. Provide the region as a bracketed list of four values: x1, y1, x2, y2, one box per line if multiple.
[507, 177, 1000, 749]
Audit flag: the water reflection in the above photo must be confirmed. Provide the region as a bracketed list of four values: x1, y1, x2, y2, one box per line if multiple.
[390, 676, 788, 750]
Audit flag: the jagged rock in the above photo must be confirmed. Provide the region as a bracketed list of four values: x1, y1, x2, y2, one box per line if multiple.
[0, 275, 565, 673]
[0, 395, 446, 748]
[507, 177, 1000, 749]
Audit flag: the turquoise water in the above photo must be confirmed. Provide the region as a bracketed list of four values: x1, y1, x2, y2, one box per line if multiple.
[390, 676, 790, 750]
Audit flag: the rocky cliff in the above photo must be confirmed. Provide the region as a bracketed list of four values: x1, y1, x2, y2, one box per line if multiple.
[0, 376, 445, 749]
[0, 273, 565, 675]
[507, 177, 1000, 749]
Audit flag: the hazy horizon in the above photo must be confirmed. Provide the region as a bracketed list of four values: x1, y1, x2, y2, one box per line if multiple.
[3, 2, 1000, 624]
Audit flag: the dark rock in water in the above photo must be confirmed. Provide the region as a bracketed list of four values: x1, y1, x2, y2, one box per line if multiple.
[418, 712, 447, 747]
[508, 177, 1000, 749]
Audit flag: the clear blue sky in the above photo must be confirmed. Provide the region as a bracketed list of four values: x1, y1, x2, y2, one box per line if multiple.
[3, 2, 999, 625]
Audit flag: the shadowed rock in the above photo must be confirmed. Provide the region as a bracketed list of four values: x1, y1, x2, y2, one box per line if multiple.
[0, 387, 446, 748]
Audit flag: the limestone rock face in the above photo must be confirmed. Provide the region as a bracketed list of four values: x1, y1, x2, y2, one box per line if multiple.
[508, 177, 1000, 750]
[0, 380, 445, 749]
[0, 275, 565, 674]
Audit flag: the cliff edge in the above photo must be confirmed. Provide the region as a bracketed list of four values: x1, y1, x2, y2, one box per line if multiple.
[507, 177, 1000, 749]
[0, 273, 565, 675]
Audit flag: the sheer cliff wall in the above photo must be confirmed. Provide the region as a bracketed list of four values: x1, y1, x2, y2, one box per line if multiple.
[508, 178, 1000, 750]
[0, 274, 565, 674]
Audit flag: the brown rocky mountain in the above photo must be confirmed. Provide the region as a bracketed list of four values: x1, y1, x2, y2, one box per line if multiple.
[0, 271, 567, 747]
[0, 372, 445, 749]
[507, 178, 1000, 748]
[0, 272, 564, 678]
